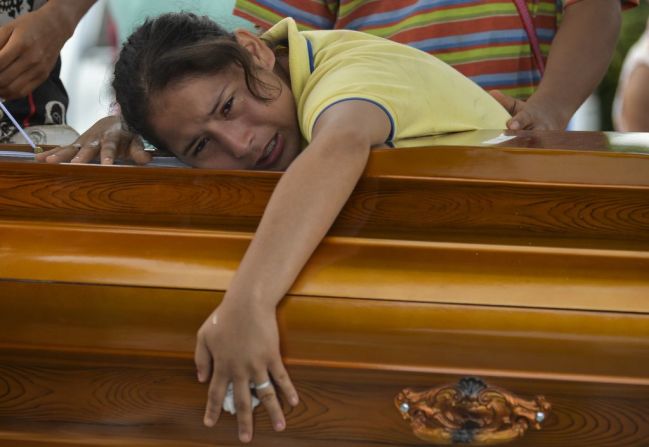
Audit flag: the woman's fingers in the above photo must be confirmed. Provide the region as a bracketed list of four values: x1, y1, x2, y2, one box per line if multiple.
[37, 144, 83, 164]
[71, 141, 100, 164]
[489, 89, 527, 129]
[127, 136, 152, 165]
[194, 336, 212, 384]
[253, 376, 286, 432]
[99, 127, 125, 165]
[508, 111, 532, 130]
[270, 359, 299, 407]
[489, 89, 516, 114]
[33, 146, 63, 163]
[234, 379, 255, 443]
[204, 373, 227, 429]
[36, 140, 103, 165]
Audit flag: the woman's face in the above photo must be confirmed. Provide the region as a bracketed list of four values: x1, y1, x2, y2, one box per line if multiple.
[148, 31, 302, 170]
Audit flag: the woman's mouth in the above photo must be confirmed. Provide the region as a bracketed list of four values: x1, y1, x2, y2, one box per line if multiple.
[256, 133, 284, 169]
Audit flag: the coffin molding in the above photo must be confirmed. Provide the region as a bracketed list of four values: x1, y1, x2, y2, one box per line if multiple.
[1, 131, 648, 446]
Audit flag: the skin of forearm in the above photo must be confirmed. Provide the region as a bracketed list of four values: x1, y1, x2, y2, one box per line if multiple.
[530, 0, 621, 126]
[222, 130, 371, 312]
[41, 0, 97, 38]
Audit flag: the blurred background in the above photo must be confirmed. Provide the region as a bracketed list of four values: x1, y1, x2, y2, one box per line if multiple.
[60, 0, 649, 134]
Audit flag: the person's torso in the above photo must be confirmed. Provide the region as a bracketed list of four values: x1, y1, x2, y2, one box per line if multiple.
[263, 18, 509, 145]
[237, 0, 567, 99]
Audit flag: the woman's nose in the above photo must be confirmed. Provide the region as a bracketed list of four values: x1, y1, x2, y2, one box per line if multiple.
[218, 122, 254, 159]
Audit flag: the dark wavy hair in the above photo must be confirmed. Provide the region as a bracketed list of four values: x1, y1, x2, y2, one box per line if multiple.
[112, 12, 277, 151]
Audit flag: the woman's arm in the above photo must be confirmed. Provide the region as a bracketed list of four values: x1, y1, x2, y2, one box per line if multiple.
[194, 99, 390, 443]
[492, 0, 622, 130]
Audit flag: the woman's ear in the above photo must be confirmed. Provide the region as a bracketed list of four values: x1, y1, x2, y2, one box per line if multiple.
[234, 29, 276, 71]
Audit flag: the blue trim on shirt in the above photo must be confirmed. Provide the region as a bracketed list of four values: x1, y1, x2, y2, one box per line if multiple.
[306, 39, 315, 73]
[469, 70, 542, 88]
[345, 0, 476, 29]
[314, 98, 395, 144]
[411, 29, 555, 53]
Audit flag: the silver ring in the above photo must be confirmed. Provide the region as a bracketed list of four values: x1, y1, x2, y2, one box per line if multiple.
[254, 380, 272, 391]
[72, 143, 82, 149]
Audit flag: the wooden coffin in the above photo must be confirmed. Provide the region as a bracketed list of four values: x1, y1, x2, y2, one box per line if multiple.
[0, 130, 648, 446]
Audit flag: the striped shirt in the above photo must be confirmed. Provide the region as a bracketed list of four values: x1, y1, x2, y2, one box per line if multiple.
[234, 0, 636, 99]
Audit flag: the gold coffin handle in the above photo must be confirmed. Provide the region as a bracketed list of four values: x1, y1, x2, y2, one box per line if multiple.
[395, 377, 551, 445]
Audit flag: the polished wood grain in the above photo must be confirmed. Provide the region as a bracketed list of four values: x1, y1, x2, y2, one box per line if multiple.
[1, 157, 648, 250]
[2, 219, 648, 312]
[1, 280, 648, 383]
[1, 135, 648, 446]
[1, 349, 647, 447]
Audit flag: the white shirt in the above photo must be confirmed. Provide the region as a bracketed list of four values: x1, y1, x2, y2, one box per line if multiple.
[613, 20, 649, 132]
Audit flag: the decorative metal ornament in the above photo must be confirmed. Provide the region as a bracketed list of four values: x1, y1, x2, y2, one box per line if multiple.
[395, 377, 551, 445]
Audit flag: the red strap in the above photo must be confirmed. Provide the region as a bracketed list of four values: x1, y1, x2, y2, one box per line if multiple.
[513, 0, 545, 76]
[23, 92, 36, 127]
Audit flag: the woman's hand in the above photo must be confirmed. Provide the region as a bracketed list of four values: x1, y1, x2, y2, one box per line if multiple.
[0, 0, 95, 99]
[489, 90, 569, 131]
[194, 298, 298, 443]
[35, 116, 152, 165]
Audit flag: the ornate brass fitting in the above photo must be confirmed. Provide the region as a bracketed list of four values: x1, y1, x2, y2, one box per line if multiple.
[395, 377, 551, 445]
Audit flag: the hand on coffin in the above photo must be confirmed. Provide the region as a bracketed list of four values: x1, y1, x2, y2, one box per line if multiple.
[489, 90, 568, 131]
[194, 301, 298, 443]
[35, 116, 152, 165]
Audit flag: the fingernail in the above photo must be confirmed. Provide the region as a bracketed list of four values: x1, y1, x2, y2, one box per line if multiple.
[275, 420, 285, 431]
[103, 156, 113, 163]
[509, 121, 520, 130]
[196, 370, 203, 382]
[290, 395, 299, 406]
[239, 432, 251, 443]
[204, 416, 214, 427]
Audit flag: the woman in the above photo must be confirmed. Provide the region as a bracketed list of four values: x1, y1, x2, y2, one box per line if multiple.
[38, 12, 508, 443]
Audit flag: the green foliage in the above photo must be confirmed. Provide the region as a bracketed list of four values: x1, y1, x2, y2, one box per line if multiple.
[598, 4, 649, 130]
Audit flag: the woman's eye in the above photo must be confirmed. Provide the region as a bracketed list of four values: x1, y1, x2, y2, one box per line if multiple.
[222, 97, 233, 117]
[194, 137, 209, 156]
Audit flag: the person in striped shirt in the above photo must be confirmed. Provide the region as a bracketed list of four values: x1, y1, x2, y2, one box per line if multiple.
[234, 0, 636, 131]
